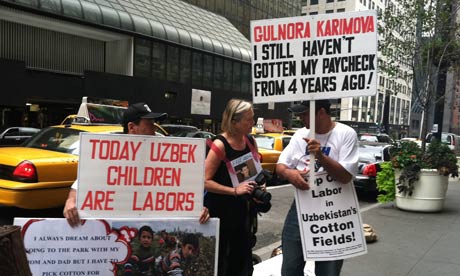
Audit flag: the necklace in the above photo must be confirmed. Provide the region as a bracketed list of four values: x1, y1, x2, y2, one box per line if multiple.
[320, 122, 336, 147]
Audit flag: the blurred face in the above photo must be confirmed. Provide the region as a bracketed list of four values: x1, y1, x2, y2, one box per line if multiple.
[298, 111, 310, 128]
[139, 231, 153, 248]
[129, 118, 157, 135]
[182, 243, 196, 259]
[233, 109, 254, 135]
[298, 110, 322, 129]
[242, 166, 250, 177]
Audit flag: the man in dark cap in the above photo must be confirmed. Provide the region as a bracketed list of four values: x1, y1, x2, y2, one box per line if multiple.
[276, 99, 359, 276]
[121, 102, 168, 135]
[63, 102, 209, 226]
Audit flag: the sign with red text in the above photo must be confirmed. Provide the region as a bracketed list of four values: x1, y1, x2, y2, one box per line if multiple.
[295, 171, 367, 260]
[14, 218, 219, 276]
[251, 10, 377, 103]
[77, 133, 205, 218]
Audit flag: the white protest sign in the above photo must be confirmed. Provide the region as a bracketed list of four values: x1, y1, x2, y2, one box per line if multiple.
[14, 218, 219, 276]
[251, 10, 378, 103]
[295, 171, 367, 260]
[77, 133, 205, 218]
[15, 219, 129, 275]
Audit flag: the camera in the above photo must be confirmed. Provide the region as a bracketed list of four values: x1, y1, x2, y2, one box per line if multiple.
[251, 169, 272, 205]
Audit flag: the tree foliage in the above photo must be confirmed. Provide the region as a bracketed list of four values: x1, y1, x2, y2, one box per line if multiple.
[378, 0, 460, 146]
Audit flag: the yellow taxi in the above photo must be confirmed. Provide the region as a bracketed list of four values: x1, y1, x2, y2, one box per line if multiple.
[254, 133, 292, 181]
[0, 98, 125, 209]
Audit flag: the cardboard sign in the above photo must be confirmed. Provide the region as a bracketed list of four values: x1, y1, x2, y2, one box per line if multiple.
[251, 10, 378, 103]
[77, 133, 206, 218]
[295, 171, 367, 260]
[14, 218, 219, 276]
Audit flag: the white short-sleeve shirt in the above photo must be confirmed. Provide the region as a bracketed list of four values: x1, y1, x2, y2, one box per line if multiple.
[278, 122, 358, 176]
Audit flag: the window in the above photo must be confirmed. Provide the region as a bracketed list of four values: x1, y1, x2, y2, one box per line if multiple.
[326, 9, 334, 13]
[223, 59, 233, 90]
[167, 45, 179, 82]
[180, 49, 191, 84]
[192, 52, 203, 86]
[232, 61, 241, 92]
[203, 54, 214, 88]
[5, 128, 19, 136]
[134, 38, 150, 77]
[327, 0, 334, 3]
[214, 57, 223, 89]
[337, 8, 345, 12]
[310, 0, 318, 5]
[151, 41, 166, 80]
[241, 64, 251, 94]
[310, 11, 318, 15]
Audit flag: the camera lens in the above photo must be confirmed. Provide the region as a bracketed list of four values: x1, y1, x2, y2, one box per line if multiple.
[253, 189, 272, 203]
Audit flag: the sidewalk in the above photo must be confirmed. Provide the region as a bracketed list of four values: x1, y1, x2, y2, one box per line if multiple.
[342, 178, 460, 276]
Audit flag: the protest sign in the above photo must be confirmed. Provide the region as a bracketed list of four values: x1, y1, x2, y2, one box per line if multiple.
[251, 10, 377, 103]
[76, 133, 205, 218]
[295, 171, 367, 260]
[14, 218, 219, 276]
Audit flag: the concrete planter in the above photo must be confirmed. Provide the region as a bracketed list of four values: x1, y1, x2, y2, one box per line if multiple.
[395, 169, 449, 212]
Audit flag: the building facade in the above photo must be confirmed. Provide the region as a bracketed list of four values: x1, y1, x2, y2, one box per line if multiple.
[0, 0, 300, 131]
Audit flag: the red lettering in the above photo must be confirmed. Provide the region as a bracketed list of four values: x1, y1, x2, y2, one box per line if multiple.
[156, 192, 165, 210]
[133, 191, 155, 211]
[99, 140, 110, 159]
[185, 193, 194, 211]
[253, 22, 311, 42]
[171, 144, 179, 162]
[109, 140, 120, 160]
[80, 190, 114, 210]
[107, 166, 116, 185]
[317, 16, 375, 37]
[89, 139, 100, 159]
[132, 191, 141, 210]
[188, 145, 196, 162]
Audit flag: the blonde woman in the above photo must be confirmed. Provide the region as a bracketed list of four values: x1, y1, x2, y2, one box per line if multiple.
[205, 99, 262, 276]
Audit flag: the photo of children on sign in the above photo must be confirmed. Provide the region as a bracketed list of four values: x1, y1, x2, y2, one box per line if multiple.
[14, 218, 219, 276]
[115, 221, 217, 276]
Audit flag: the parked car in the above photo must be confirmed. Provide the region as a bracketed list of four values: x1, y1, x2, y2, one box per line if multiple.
[254, 133, 292, 152]
[0, 99, 127, 209]
[358, 133, 394, 144]
[254, 133, 292, 185]
[175, 131, 216, 139]
[0, 127, 41, 146]
[426, 132, 460, 155]
[399, 137, 422, 148]
[353, 141, 392, 194]
[60, 114, 77, 125]
[160, 124, 199, 136]
[0, 124, 123, 209]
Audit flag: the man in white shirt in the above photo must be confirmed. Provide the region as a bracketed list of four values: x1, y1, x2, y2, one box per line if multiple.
[276, 100, 359, 276]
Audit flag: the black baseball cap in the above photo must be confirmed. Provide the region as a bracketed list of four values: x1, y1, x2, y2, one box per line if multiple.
[288, 100, 331, 114]
[122, 102, 168, 125]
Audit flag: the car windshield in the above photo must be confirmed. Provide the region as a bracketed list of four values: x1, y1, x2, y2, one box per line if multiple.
[254, 135, 275, 149]
[161, 125, 199, 136]
[23, 127, 83, 155]
[426, 133, 451, 144]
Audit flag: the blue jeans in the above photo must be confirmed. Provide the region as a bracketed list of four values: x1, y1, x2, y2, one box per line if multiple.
[281, 201, 343, 276]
